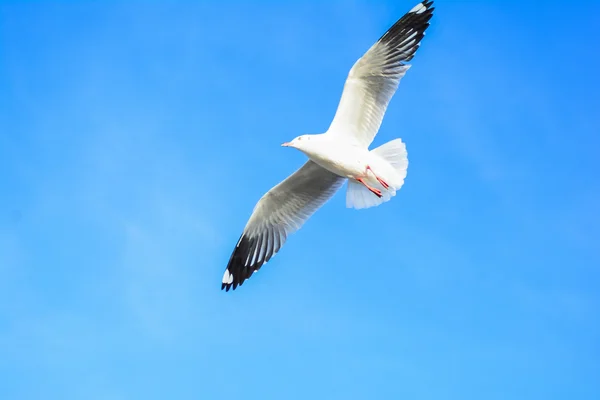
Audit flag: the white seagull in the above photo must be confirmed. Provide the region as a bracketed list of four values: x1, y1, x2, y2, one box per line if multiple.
[222, 1, 434, 291]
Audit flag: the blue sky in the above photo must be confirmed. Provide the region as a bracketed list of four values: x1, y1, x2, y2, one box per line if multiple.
[1, 0, 599, 398]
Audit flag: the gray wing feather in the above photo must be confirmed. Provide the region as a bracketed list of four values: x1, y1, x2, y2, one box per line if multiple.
[222, 161, 345, 291]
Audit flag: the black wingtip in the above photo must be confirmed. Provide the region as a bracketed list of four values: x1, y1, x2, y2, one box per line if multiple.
[416, 0, 434, 12]
[220, 235, 265, 292]
[412, 1, 435, 19]
[375, 0, 435, 63]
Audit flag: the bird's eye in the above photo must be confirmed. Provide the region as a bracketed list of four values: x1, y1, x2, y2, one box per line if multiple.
[298, 137, 302, 141]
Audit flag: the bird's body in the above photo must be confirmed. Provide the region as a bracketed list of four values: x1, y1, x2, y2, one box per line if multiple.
[292, 135, 368, 179]
[221, 1, 435, 291]
[289, 134, 405, 194]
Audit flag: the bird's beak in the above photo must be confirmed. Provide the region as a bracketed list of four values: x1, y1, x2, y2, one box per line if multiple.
[281, 142, 291, 147]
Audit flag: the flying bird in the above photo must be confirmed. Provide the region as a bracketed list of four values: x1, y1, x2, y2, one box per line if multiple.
[222, 1, 434, 291]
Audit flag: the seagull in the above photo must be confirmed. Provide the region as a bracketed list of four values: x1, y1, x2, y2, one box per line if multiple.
[222, 1, 434, 291]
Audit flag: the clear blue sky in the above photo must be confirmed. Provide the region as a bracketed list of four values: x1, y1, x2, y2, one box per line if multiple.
[1, 1, 599, 399]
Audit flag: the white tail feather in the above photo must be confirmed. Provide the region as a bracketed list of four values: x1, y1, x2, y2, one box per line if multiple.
[371, 138, 409, 178]
[346, 180, 396, 209]
[346, 138, 408, 210]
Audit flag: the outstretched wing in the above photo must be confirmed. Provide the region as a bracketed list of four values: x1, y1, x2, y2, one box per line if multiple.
[326, 1, 434, 147]
[222, 161, 345, 291]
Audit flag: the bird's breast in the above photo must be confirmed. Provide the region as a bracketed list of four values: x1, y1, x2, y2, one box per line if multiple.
[304, 145, 369, 179]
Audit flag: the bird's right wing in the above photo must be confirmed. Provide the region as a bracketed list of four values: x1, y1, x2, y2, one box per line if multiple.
[222, 161, 345, 291]
[326, 1, 434, 148]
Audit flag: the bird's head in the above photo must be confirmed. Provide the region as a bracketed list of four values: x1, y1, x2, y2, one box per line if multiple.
[281, 135, 314, 151]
